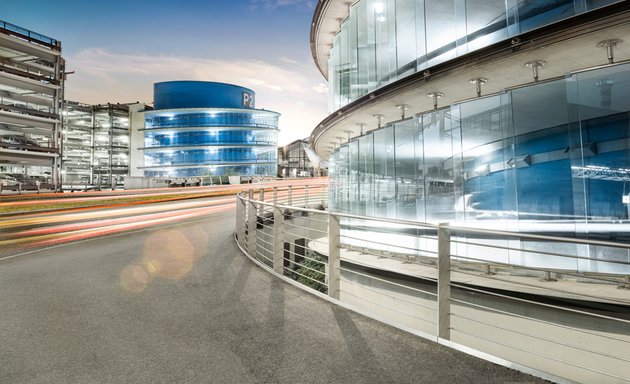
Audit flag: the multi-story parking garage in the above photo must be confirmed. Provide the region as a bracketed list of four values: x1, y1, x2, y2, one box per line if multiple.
[311, 1, 630, 261]
[63, 101, 133, 189]
[0, 19, 64, 190]
[130, 81, 279, 179]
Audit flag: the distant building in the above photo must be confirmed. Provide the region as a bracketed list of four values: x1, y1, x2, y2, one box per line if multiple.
[62, 102, 136, 189]
[278, 139, 314, 178]
[129, 81, 279, 179]
[0, 19, 64, 190]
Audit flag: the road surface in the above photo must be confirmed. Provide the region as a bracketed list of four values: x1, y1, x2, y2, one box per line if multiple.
[0, 200, 545, 383]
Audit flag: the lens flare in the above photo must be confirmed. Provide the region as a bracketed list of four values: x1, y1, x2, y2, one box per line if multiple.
[120, 265, 149, 293]
[142, 229, 195, 280]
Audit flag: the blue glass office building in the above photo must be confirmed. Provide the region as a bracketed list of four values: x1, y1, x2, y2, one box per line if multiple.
[141, 81, 279, 177]
[310, 1, 630, 272]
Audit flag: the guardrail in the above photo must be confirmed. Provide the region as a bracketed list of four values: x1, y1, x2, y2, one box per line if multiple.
[235, 184, 630, 383]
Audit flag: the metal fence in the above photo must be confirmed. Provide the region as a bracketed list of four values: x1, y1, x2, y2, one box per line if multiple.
[235, 184, 630, 384]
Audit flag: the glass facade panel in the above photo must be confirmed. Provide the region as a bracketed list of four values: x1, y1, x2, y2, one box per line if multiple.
[425, 0, 457, 67]
[511, 79, 575, 223]
[395, 0, 416, 78]
[327, 0, 622, 109]
[143, 109, 278, 177]
[358, 134, 374, 216]
[572, 65, 630, 234]
[455, 95, 518, 229]
[348, 140, 360, 212]
[373, 127, 396, 218]
[463, 0, 508, 52]
[329, 62, 630, 261]
[394, 119, 417, 220]
[421, 109, 455, 222]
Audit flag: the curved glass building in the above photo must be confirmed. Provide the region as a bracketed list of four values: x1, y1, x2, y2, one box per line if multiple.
[141, 81, 279, 177]
[310, 1, 630, 272]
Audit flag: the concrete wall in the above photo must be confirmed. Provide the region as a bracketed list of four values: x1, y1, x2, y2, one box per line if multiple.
[128, 104, 145, 178]
[124, 176, 169, 190]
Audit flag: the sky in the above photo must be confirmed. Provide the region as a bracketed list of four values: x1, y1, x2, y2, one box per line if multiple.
[0, 0, 329, 145]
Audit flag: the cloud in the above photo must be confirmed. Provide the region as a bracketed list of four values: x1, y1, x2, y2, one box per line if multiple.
[313, 83, 328, 94]
[64, 48, 328, 145]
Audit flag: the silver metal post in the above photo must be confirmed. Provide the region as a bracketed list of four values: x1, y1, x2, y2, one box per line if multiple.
[328, 214, 341, 299]
[437, 223, 451, 340]
[247, 190, 257, 257]
[541, 270, 558, 282]
[427, 92, 443, 110]
[273, 187, 284, 274]
[373, 114, 384, 129]
[469, 78, 487, 97]
[343, 129, 354, 142]
[304, 185, 309, 207]
[525, 60, 546, 82]
[396, 104, 411, 119]
[598, 39, 621, 64]
[356, 122, 366, 136]
[239, 194, 245, 244]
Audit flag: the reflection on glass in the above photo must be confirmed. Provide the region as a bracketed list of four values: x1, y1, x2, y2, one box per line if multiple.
[330, 62, 630, 228]
[327, 0, 621, 109]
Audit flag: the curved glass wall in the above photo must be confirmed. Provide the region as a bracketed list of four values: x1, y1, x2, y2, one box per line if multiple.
[145, 110, 278, 129]
[142, 109, 278, 177]
[328, 0, 621, 110]
[144, 129, 277, 148]
[329, 62, 630, 273]
[331, 63, 630, 223]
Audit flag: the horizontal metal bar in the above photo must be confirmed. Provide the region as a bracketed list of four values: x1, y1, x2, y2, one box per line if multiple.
[342, 278, 437, 311]
[449, 326, 629, 382]
[450, 282, 630, 325]
[450, 312, 630, 363]
[284, 258, 326, 276]
[452, 239, 630, 266]
[282, 249, 324, 266]
[453, 268, 630, 306]
[450, 296, 630, 345]
[283, 267, 328, 288]
[254, 250, 273, 263]
[340, 289, 437, 326]
[340, 265, 438, 296]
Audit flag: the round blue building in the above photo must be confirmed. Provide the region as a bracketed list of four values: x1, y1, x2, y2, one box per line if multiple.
[141, 81, 279, 177]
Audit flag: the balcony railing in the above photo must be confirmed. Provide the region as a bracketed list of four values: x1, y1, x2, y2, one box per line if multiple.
[235, 184, 630, 384]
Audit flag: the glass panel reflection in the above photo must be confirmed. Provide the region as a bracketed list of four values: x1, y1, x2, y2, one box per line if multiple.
[328, 62, 630, 257]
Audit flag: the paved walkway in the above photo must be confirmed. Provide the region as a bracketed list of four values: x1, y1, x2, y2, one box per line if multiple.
[0, 209, 546, 383]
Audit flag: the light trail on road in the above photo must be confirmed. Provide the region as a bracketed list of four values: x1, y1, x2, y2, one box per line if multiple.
[10, 204, 234, 248]
[0, 179, 327, 257]
[0, 196, 236, 229]
[2, 203, 235, 248]
[0, 195, 235, 256]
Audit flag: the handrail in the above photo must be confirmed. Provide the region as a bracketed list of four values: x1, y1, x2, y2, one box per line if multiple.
[234, 182, 630, 383]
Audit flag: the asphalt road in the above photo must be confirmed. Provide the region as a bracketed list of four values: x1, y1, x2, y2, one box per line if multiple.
[0, 206, 546, 383]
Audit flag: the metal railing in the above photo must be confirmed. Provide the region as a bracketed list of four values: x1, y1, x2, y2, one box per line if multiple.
[235, 184, 630, 384]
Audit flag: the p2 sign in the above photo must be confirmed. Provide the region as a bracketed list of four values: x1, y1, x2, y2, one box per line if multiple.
[242, 92, 255, 108]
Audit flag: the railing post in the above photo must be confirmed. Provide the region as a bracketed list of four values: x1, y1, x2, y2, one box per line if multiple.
[273, 187, 284, 275]
[437, 223, 451, 340]
[236, 193, 246, 248]
[287, 185, 293, 206]
[304, 185, 309, 207]
[247, 189, 257, 257]
[328, 214, 341, 299]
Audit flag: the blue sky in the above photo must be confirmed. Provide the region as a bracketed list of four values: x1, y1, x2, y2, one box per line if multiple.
[1, 0, 328, 144]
